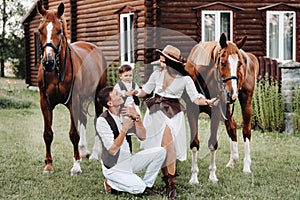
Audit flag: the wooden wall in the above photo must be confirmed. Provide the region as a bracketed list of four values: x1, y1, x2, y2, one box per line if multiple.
[74, 0, 145, 66]
[157, 1, 300, 61]
[23, 0, 300, 86]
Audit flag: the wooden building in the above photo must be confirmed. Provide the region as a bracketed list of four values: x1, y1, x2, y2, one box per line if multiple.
[22, 0, 300, 86]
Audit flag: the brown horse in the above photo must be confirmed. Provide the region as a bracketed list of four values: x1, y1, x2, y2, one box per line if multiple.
[183, 33, 259, 183]
[37, 1, 106, 175]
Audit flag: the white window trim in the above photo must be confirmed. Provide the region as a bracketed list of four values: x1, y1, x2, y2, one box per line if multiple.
[266, 11, 296, 61]
[201, 10, 233, 41]
[120, 13, 134, 67]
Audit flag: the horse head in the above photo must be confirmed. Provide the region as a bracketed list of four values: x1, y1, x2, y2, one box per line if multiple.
[215, 33, 247, 104]
[37, 1, 67, 72]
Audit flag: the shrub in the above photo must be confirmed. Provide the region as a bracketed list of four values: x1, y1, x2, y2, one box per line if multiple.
[252, 78, 285, 132]
[0, 93, 32, 109]
[292, 86, 300, 131]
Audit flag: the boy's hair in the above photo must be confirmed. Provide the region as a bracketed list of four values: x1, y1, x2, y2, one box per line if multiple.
[119, 64, 132, 74]
[97, 86, 113, 109]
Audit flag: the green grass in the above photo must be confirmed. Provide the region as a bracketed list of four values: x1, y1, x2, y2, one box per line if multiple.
[0, 78, 299, 199]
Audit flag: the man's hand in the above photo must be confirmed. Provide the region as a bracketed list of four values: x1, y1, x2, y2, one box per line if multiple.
[121, 103, 140, 121]
[121, 116, 134, 131]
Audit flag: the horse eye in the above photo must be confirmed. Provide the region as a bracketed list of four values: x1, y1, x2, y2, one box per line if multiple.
[238, 61, 242, 67]
[57, 29, 62, 35]
[38, 29, 43, 35]
[221, 61, 226, 67]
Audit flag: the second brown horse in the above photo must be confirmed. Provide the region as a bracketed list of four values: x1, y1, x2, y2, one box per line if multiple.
[183, 33, 259, 183]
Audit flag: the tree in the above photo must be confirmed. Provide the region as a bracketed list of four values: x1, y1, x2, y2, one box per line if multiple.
[0, 0, 27, 78]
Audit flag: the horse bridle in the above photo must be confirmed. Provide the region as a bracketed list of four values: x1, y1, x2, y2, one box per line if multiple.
[192, 49, 238, 120]
[215, 50, 239, 103]
[39, 19, 74, 105]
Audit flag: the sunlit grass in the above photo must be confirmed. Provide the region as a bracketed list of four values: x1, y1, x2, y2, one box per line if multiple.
[0, 78, 299, 199]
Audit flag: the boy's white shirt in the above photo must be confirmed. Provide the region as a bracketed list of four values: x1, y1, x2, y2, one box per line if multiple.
[114, 80, 141, 108]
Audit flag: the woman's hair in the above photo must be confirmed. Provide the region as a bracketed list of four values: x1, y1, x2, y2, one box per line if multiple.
[97, 86, 113, 109]
[119, 64, 132, 74]
[165, 58, 188, 76]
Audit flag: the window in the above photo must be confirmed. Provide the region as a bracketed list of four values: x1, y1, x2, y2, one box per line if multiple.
[120, 13, 134, 66]
[202, 11, 232, 41]
[267, 11, 295, 61]
[34, 32, 41, 65]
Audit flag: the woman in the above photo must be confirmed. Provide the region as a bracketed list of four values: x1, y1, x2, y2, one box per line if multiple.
[138, 45, 217, 199]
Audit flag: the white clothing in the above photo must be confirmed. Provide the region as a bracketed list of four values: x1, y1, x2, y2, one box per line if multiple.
[114, 81, 141, 114]
[141, 69, 204, 161]
[96, 111, 166, 194]
[102, 147, 166, 194]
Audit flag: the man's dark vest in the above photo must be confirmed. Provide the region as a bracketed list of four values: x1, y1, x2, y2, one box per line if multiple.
[118, 81, 140, 105]
[98, 110, 132, 169]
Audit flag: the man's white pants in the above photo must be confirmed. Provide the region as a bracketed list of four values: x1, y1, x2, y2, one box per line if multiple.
[102, 147, 166, 194]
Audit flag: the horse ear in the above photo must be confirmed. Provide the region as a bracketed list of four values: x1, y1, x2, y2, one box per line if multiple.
[57, 2, 64, 17]
[37, 0, 46, 16]
[219, 33, 227, 48]
[236, 36, 247, 49]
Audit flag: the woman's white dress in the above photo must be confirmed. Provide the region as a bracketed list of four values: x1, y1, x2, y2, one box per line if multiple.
[141, 69, 204, 161]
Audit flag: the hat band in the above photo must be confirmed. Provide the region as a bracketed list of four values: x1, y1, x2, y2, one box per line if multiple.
[164, 50, 181, 62]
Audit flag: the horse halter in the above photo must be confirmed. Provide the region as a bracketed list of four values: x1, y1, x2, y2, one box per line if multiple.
[216, 50, 239, 105]
[39, 19, 64, 73]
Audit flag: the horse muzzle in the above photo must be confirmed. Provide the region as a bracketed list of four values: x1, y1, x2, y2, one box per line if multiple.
[42, 57, 56, 72]
[226, 92, 237, 104]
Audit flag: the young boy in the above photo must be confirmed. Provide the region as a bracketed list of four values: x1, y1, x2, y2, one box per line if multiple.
[114, 64, 141, 115]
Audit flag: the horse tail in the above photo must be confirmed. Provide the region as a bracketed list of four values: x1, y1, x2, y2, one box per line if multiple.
[94, 47, 107, 118]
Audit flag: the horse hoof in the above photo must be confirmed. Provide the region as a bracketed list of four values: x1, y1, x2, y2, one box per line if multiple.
[243, 167, 251, 174]
[89, 154, 99, 160]
[43, 164, 54, 174]
[189, 179, 199, 185]
[208, 175, 218, 183]
[71, 171, 82, 176]
[226, 162, 235, 169]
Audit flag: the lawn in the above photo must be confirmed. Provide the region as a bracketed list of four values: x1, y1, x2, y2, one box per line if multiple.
[0, 78, 299, 199]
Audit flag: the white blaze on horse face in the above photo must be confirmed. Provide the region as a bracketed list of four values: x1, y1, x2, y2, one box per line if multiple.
[228, 54, 238, 100]
[46, 22, 53, 58]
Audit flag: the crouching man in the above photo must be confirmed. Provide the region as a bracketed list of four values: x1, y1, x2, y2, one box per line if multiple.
[96, 86, 166, 195]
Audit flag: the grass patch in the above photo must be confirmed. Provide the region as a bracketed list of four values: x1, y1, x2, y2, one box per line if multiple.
[1, 79, 299, 199]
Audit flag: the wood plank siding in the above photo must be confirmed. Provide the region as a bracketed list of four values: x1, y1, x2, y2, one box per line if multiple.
[156, 1, 300, 60]
[22, 0, 300, 86]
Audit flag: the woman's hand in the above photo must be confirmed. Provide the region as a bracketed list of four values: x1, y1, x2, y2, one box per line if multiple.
[205, 97, 219, 107]
[194, 97, 219, 107]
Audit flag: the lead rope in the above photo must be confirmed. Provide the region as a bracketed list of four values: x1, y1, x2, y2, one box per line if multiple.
[63, 43, 74, 105]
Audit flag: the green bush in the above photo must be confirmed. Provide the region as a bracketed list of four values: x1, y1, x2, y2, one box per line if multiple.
[292, 86, 300, 131]
[0, 93, 32, 109]
[106, 62, 142, 86]
[252, 78, 285, 132]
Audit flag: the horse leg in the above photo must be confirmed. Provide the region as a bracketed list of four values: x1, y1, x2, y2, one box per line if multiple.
[78, 106, 90, 158]
[208, 109, 220, 183]
[69, 101, 82, 176]
[41, 98, 54, 174]
[185, 99, 200, 185]
[225, 105, 239, 169]
[240, 94, 252, 173]
[89, 90, 104, 160]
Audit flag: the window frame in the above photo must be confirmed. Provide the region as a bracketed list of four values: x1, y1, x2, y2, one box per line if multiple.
[120, 13, 134, 67]
[266, 10, 296, 61]
[201, 10, 233, 42]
